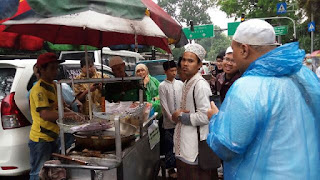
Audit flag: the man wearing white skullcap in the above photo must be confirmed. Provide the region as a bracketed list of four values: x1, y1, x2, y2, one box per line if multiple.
[207, 19, 320, 179]
[172, 43, 220, 180]
[215, 46, 241, 103]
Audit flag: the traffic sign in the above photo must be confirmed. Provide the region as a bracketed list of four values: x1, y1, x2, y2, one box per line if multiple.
[277, 2, 287, 14]
[308, 21, 315, 32]
[183, 24, 214, 39]
[227, 22, 240, 36]
[274, 26, 288, 36]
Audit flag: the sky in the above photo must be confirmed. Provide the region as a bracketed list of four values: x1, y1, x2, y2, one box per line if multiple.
[207, 7, 235, 29]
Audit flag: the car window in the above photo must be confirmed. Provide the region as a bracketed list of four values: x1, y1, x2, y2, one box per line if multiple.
[61, 64, 114, 79]
[0, 68, 16, 101]
[60, 52, 94, 61]
[103, 54, 137, 72]
[27, 74, 38, 91]
[143, 62, 165, 76]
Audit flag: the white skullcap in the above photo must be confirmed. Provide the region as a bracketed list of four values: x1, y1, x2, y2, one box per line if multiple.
[225, 46, 233, 54]
[233, 19, 277, 46]
[185, 43, 206, 61]
[109, 56, 124, 68]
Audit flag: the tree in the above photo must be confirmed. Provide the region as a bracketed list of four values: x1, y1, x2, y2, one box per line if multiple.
[297, 0, 320, 25]
[197, 26, 231, 61]
[214, 0, 320, 52]
[158, 0, 213, 25]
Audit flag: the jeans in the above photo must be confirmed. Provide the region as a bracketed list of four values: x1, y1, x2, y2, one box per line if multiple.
[28, 139, 59, 180]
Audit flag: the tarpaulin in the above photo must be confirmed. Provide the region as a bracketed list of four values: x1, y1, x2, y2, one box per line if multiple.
[207, 42, 320, 179]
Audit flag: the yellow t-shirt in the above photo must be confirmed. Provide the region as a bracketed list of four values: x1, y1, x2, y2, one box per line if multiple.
[29, 79, 59, 142]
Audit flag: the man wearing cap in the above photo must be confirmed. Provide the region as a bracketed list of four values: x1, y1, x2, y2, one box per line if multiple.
[207, 19, 320, 179]
[28, 53, 75, 180]
[158, 61, 184, 177]
[104, 56, 141, 102]
[215, 46, 241, 103]
[171, 44, 219, 179]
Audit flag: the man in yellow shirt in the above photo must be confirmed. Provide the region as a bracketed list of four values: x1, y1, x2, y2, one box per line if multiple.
[29, 53, 74, 180]
[74, 57, 109, 114]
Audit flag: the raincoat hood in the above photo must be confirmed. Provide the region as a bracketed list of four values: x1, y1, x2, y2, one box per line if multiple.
[244, 42, 305, 77]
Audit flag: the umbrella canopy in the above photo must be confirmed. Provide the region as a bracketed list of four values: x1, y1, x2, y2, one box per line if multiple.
[0, 0, 44, 50]
[4, 10, 171, 52]
[141, 0, 187, 46]
[311, 50, 320, 57]
[0, 0, 187, 49]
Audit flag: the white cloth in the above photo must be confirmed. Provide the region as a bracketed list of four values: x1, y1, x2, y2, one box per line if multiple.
[316, 66, 320, 79]
[233, 19, 277, 46]
[185, 43, 206, 61]
[159, 79, 184, 129]
[174, 73, 212, 162]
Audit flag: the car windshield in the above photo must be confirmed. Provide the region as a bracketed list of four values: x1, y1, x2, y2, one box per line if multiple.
[60, 52, 95, 61]
[62, 65, 114, 79]
[103, 54, 137, 72]
[144, 61, 164, 76]
[0, 68, 16, 101]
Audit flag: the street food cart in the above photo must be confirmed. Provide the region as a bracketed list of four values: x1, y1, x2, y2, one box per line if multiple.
[45, 77, 161, 180]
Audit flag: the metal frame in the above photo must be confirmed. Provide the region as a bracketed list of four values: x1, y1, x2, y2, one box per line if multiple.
[53, 77, 143, 170]
[50, 76, 159, 180]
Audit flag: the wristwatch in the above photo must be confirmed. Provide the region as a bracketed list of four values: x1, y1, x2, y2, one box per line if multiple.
[177, 112, 183, 122]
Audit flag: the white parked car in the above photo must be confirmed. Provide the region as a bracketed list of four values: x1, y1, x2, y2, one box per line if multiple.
[0, 58, 113, 176]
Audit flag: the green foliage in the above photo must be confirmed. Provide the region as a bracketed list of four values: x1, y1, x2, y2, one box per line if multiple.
[197, 26, 231, 61]
[158, 0, 213, 25]
[171, 47, 185, 61]
[297, 0, 320, 25]
[215, 0, 320, 52]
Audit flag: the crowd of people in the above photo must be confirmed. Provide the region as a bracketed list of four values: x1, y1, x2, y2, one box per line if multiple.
[27, 19, 319, 180]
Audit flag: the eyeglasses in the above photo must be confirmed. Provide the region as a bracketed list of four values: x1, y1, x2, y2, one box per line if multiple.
[223, 57, 236, 64]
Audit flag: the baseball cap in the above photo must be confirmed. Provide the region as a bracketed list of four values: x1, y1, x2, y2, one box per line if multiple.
[233, 19, 277, 46]
[37, 52, 61, 67]
[109, 56, 124, 68]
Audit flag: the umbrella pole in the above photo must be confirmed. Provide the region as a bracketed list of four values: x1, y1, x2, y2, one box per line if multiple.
[85, 45, 93, 120]
[134, 33, 138, 53]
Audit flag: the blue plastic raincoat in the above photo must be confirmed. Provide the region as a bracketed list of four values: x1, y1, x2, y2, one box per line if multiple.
[207, 42, 320, 180]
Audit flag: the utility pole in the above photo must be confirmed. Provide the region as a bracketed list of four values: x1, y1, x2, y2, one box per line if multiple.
[311, 11, 314, 52]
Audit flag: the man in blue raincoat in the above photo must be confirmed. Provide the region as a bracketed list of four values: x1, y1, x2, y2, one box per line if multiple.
[207, 19, 320, 180]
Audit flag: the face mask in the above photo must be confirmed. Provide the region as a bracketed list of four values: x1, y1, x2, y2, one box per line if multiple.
[306, 59, 312, 63]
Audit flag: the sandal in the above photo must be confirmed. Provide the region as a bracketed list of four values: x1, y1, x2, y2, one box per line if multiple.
[168, 168, 177, 179]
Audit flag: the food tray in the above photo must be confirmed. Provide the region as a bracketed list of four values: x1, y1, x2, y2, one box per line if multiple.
[57, 114, 112, 133]
[93, 103, 146, 127]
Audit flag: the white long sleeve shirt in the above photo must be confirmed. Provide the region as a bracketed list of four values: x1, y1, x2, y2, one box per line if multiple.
[174, 73, 212, 163]
[159, 79, 184, 129]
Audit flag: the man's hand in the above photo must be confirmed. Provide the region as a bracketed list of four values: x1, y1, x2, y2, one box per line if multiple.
[90, 84, 98, 92]
[172, 109, 190, 123]
[207, 101, 219, 119]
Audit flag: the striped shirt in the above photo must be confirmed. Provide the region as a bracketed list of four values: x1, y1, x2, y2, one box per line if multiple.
[29, 79, 59, 142]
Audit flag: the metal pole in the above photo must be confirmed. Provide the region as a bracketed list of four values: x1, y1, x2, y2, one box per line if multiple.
[139, 81, 144, 137]
[85, 45, 93, 120]
[311, 12, 314, 53]
[57, 83, 66, 155]
[114, 115, 122, 162]
[254, 16, 296, 39]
